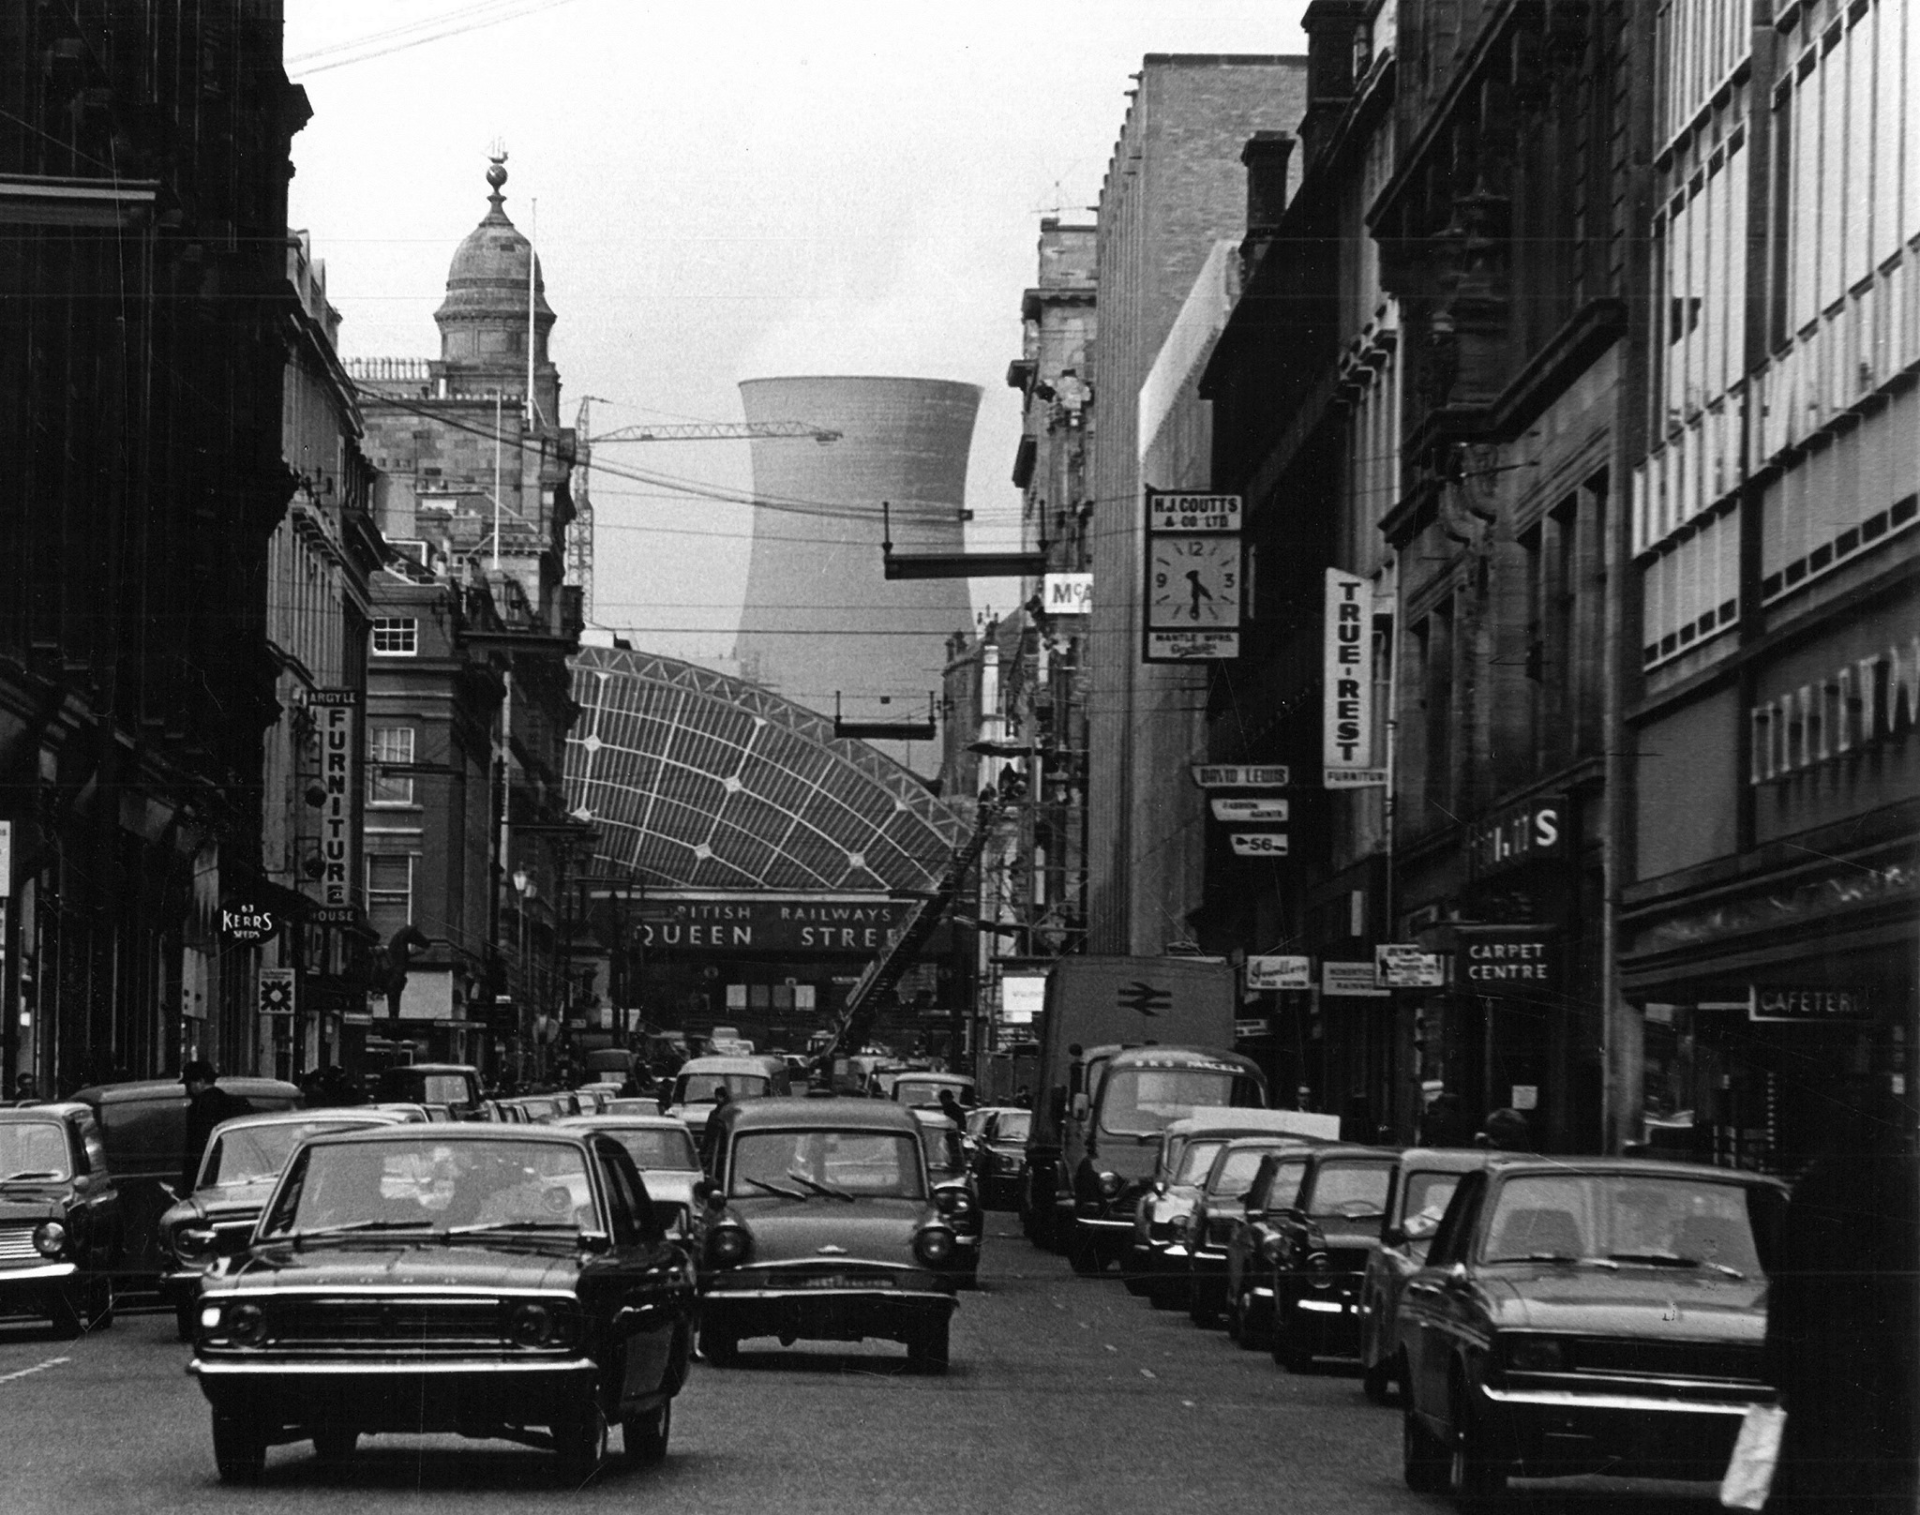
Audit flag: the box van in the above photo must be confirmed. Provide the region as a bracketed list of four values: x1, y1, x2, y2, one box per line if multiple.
[660, 1055, 791, 1126]
[373, 1063, 483, 1118]
[69, 1076, 303, 1286]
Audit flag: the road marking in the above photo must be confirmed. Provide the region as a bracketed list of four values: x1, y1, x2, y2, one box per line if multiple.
[1139, 1368, 1157, 1379]
[0, 1356, 69, 1385]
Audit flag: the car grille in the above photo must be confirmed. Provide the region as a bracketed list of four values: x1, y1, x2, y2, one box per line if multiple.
[0, 1223, 40, 1263]
[760, 1263, 900, 1290]
[1569, 1338, 1765, 1384]
[270, 1297, 511, 1348]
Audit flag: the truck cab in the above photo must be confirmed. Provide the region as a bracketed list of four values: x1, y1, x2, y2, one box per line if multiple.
[1062, 1045, 1266, 1275]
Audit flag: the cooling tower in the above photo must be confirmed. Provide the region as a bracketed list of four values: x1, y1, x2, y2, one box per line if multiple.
[735, 376, 981, 776]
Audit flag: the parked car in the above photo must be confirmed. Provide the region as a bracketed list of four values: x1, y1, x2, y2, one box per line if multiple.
[68, 1076, 302, 1291]
[0, 1102, 121, 1334]
[558, 1114, 702, 1237]
[910, 1107, 981, 1288]
[1222, 1148, 1314, 1349]
[888, 1072, 976, 1112]
[1399, 1157, 1787, 1501]
[187, 1124, 697, 1484]
[1359, 1148, 1509, 1402]
[968, 1106, 1031, 1210]
[693, 1097, 959, 1372]
[372, 1064, 483, 1120]
[1127, 1109, 1339, 1305]
[1265, 1145, 1400, 1372]
[156, 1108, 411, 1339]
[1185, 1136, 1308, 1326]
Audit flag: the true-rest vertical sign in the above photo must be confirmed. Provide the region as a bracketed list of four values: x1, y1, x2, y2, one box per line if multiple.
[1324, 569, 1386, 788]
[309, 690, 359, 921]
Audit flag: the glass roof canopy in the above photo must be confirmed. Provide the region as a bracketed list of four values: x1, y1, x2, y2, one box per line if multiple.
[565, 646, 969, 893]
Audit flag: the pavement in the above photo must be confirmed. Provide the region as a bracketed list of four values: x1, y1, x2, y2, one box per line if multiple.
[0, 1216, 1729, 1515]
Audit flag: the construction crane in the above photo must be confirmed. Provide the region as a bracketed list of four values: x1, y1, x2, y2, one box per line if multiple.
[564, 398, 841, 624]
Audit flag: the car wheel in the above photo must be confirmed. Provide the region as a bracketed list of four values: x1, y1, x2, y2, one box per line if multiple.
[48, 1289, 85, 1339]
[311, 1424, 358, 1463]
[552, 1400, 608, 1484]
[1229, 1286, 1267, 1351]
[212, 1410, 268, 1486]
[1450, 1371, 1509, 1504]
[90, 1277, 114, 1330]
[1067, 1226, 1102, 1276]
[175, 1300, 198, 1343]
[1148, 1276, 1184, 1310]
[699, 1323, 739, 1366]
[1187, 1281, 1219, 1328]
[621, 1399, 671, 1466]
[906, 1317, 950, 1375]
[1403, 1403, 1449, 1494]
[1364, 1347, 1402, 1405]
[1121, 1262, 1152, 1297]
[1272, 1303, 1314, 1372]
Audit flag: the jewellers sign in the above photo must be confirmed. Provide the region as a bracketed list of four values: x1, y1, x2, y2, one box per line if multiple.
[637, 897, 914, 955]
[1245, 955, 1312, 991]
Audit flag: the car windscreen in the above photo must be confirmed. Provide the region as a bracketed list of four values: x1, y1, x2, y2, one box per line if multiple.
[991, 1110, 1031, 1143]
[605, 1126, 699, 1172]
[728, 1129, 925, 1200]
[1305, 1161, 1392, 1220]
[203, 1120, 385, 1186]
[1398, 1170, 1463, 1251]
[679, 1073, 770, 1103]
[0, 1121, 71, 1181]
[1479, 1173, 1766, 1276]
[895, 1080, 966, 1105]
[919, 1125, 966, 1176]
[1174, 1139, 1227, 1184]
[1206, 1145, 1273, 1195]
[1098, 1067, 1260, 1137]
[262, 1138, 595, 1237]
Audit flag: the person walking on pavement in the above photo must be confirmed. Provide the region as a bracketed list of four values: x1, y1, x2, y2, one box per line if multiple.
[180, 1060, 253, 1193]
[1477, 1107, 1533, 1152]
[701, 1085, 732, 1170]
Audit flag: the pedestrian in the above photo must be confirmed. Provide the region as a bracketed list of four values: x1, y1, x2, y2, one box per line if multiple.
[1419, 1090, 1477, 1148]
[11, 1073, 38, 1103]
[180, 1060, 253, 1193]
[937, 1088, 967, 1128]
[1012, 1085, 1031, 1109]
[701, 1085, 732, 1167]
[1764, 1090, 1919, 1512]
[1477, 1107, 1532, 1152]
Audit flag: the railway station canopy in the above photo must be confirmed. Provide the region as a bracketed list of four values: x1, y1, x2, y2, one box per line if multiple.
[564, 646, 971, 893]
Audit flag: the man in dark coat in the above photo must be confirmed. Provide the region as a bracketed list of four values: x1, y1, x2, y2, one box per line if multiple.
[180, 1060, 253, 1193]
[701, 1086, 732, 1170]
[936, 1088, 968, 1128]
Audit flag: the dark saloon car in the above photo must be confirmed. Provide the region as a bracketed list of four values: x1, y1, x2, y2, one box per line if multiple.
[1185, 1136, 1305, 1326]
[1265, 1145, 1399, 1372]
[157, 1108, 410, 1339]
[1399, 1158, 1786, 1502]
[0, 1103, 121, 1334]
[1222, 1149, 1313, 1349]
[693, 1097, 959, 1372]
[911, 1107, 981, 1288]
[187, 1125, 697, 1484]
[967, 1105, 1030, 1210]
[1359, 1148, 1511, 1402]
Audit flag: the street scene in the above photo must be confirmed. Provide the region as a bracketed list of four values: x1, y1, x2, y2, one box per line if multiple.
[2, 0, 1917, 1510]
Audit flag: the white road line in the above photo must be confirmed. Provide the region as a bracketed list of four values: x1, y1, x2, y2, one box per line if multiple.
[0, 1356, 69, 1384]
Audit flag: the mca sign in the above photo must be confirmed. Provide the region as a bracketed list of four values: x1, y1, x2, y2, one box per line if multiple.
[1042, 572, 1092, 616]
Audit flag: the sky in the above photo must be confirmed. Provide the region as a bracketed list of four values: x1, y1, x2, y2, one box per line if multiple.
[285, 0, 1311, 664]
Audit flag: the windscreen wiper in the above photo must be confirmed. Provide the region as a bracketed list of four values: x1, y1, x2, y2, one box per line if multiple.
[740, 1176, 809, 1201]
[1, 1170, 61, 1183]
[784, 1172, 855, 1201]
[288, 1219, 435, 1245]
[443, 1220, 578, 1239]
[1608, 1250, 1745, 1279]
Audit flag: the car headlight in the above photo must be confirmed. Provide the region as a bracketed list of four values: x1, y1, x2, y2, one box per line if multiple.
[198, 1302, 225, 1333]
[1505, 1336, 1569, 1373]
[227, 1302, 267, 1346]
[1097, 1170, 1124, 1198]
[1260, 1235, 1284, 1264]
[508, 1301, 556, 1347]
[32, 1221, 67, 1258]
[708, 1224, 751, 1267]
[172, 1225, 216, 1261]
[1307, 1251, 1333, 1287]
[914, 1226, 956, 1266]
[935, 1187, 975, 1217]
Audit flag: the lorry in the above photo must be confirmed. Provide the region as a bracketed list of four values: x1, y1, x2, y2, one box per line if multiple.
[1018, 955, 1243, 1252]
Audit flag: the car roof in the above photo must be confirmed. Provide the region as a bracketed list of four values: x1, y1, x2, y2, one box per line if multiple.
[71, 1077, 303, 1103]
[1166, 1108, 1342, 1139]
[297, 1123, 595, 1149]
[1483, 1156, 1788, 1187]
[907, 1108, 960, 1129]
[0, 1102, 87, 1123]
[723, 1096, 920, 1134]
[213, 1109, 407, 1133]
[1393, 1147, 1526, 1175]
[892, 1072, 972, 1085]
[558, 1114, 692, 1134]
[383, 1063, 479, 1075]
[677, 1055, 783, 1074]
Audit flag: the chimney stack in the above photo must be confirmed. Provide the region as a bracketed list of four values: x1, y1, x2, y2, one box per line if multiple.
[1242, 132, 1295, 240]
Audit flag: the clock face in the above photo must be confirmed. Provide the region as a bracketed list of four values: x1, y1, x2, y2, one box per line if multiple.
[1147, 536, 1241, 628]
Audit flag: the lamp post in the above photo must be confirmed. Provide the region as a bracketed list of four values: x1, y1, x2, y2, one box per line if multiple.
[512, 866, 537, 1078]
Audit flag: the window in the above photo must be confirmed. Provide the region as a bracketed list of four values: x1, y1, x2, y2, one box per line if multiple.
[371, 618, 417, 656]
[366, 854, 413, 938]
[367, 725, 415, 805]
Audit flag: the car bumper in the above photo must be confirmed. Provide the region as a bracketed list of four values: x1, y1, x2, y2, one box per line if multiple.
[159, 1268, 209, 1308]
[699, 1285, 955, 1345]
[1282, 1291, 1363, 1351]
[0, 1260, 80, 1308]
[188, 1355, 599, 1432]
[1478, 1381, 1767, 1479]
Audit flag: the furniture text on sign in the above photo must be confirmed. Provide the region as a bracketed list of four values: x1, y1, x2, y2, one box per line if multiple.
[1465, 794, 1566, 878]
[1245, 955, 1312, 991]
[1191, 765, 1290, 789]
[309, 689, 359, 915]
[1460, 930, 1561, 998]
[1323, 569, 1387, 788]
[1145, 490, 1242, 533]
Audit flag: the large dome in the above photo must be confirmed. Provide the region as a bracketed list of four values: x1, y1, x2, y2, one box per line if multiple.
[434, 156, 553, 330]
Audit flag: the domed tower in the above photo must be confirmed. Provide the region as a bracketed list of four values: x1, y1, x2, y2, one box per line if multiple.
[432, 153, 559, 422]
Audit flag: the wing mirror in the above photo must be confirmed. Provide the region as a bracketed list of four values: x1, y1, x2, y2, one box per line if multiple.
[1444, 1261, 1469, 1288]
[1071, 1092, 1089, 1122]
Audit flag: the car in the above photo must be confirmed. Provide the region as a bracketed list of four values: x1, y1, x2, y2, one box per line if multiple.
[156, 1108, 412, 1339]
[1125, 1109, 1339, 1305]
[1184, 1136, 1309, 1327]
[1398, 1157, 1787, 1502]
[888, 1071, 976, 1112]
[0, 1102, 121, 1335]
[1264, 1145, 1400, 1372]
[557, 1114, 703, 1236]
[373, 1064, 483, 1119]
[1359, 1148, 1511, 1402]
[1222, 1148, 1314, 1349]
[660, 1054, 792, 1128]
[187, 1123, 697, 1485]
[910, 1107, 981, 1288]
[968, 1106, 1031, 1210]
[692, 1097, 960, 1372]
